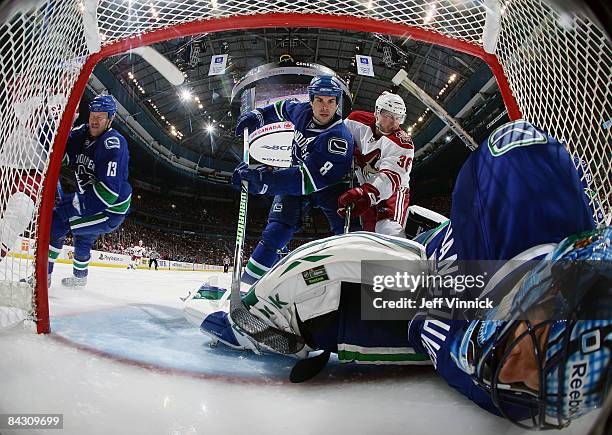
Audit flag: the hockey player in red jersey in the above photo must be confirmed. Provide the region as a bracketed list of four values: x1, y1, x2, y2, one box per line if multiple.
[338, 91, 414, 237]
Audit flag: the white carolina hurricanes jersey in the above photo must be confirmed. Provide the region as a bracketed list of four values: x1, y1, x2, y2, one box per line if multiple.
[344, 111, 414, 202]
[132, 245, 145, 258]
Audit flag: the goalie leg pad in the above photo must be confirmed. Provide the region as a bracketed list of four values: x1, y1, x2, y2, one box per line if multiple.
[183, 283, 260, 353]
[200, 311, 261, 353]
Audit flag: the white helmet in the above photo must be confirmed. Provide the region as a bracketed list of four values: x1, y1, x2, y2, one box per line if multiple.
[375, 91, 406, 130]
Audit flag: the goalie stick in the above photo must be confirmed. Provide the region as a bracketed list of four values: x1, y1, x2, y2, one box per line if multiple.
[128, 46, 185, 87]
[228, 129, 306, 355]
[392, 69, 478, 151]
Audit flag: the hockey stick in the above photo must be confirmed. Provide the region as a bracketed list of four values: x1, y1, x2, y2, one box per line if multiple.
[392, 69, 478, 151]
[342, 160, 355, 234]
[290, 162, 357, 382]
[128, 46, 185, 87]
[228, 129, 250, 312]
[290, 350, 330, 383]
[228, 129, 306, 355]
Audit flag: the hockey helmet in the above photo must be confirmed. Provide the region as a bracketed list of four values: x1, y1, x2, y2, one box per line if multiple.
[375, 91, 406, 125]
[307, 75, 344, 115]
[450, 227, 612, 429]
[89, 94, 117, 119]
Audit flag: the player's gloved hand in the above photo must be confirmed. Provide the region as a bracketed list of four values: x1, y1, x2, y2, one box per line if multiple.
[234, 110, 263, 137]
[55, 193, 82, 221]
[337, 183, 380, 217]
[231, 162, 271, 194]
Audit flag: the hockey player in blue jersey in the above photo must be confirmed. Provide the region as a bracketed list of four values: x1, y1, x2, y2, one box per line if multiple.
[185, 119, 610, 429]
[231, 75, 355, 287]
[47, 95, 132, 287]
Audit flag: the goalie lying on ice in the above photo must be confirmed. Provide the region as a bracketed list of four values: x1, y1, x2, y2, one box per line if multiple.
[184, 227, 611, 429]
[184, 120, 611, 429]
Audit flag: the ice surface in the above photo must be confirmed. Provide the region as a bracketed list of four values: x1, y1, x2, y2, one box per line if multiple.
[0, 263, 600, 434]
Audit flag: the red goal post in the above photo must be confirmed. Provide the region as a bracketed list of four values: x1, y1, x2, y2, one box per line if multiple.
[0, 1, 609, 334]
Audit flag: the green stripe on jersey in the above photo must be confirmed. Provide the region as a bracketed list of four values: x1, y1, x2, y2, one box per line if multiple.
[273, 100, 285, 121]
[69, 213, 108, 229]
[106, 195, 131, 214]
[93, 181, 119, 206]
[299, 164, 316, 195]
[338, 349, 430, 364]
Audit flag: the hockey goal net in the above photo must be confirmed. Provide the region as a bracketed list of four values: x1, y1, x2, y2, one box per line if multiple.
[0, 0, 610, 333]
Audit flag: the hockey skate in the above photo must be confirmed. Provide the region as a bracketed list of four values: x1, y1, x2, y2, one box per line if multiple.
[61, 275, 87, 287]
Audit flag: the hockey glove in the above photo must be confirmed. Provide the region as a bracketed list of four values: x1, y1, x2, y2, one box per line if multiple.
[337, 183, 380, 217]
[231, 162, 272, 195]
[55, 193, 82, 221]
[234, 110, 263, 136]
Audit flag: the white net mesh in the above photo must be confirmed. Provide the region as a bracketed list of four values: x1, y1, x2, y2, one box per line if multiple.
[0, 0, 610, 331]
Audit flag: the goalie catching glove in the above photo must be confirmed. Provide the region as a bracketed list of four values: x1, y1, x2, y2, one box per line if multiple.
[337, 183, 380, 217]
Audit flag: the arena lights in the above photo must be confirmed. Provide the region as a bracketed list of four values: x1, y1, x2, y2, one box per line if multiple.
[180, 89, 192, 101]
[127, 72, 146, 96]
[206, 124, 215, 134]
[423, 4, 437, 24]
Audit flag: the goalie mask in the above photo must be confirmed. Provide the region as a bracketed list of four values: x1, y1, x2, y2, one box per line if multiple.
[375, 91, 406, 134]
[451, 227, 612, 429]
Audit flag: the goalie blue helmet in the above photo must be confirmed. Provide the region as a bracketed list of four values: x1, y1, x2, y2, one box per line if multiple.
[307, 75, 344, 115]
[451, 226, 612, 429]
[89, 94, 117, 118]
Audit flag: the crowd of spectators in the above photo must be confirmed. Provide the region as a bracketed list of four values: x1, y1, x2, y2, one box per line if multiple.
[61, 185, 452, 265]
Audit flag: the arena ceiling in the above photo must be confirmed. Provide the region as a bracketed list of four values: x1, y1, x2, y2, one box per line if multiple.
[100, 27, 488, 166]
